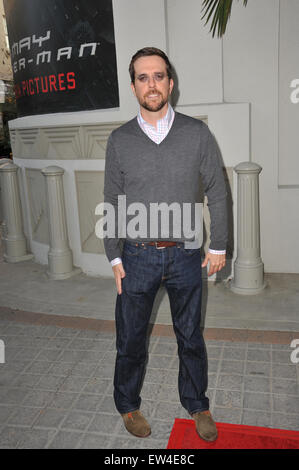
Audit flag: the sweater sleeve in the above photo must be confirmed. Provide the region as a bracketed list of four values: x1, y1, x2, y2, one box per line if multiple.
[103, 134, 124, 262]
[199, 125, 228, 251]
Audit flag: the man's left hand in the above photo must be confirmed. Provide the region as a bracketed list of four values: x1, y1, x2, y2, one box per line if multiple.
[201, 252, 226, 277]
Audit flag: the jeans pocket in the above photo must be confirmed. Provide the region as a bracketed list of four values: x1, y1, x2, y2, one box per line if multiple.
[123, 242, 141, 257]
[182, 247, 201, 256]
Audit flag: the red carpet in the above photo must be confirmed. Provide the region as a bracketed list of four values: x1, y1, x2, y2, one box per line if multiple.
[167, 419, 299, 449]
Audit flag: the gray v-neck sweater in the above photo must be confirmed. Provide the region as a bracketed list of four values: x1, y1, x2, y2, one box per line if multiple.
[103, 112, 228, 262]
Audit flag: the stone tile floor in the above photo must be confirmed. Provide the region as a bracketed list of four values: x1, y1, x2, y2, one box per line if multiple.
[0, 319, 298, 449]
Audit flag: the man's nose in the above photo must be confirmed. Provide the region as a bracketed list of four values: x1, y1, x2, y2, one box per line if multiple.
[148, 76, 155, 88]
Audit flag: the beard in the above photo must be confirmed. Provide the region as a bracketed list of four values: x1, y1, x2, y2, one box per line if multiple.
[139, 90, 168, 112]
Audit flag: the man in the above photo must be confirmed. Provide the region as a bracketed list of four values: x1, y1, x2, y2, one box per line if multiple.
[103, 47, 227, 442]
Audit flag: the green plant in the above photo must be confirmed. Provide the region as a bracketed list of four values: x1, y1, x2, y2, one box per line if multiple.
[201, 0, 248, 37]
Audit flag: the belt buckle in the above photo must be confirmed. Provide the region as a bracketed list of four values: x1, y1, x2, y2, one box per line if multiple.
[155, 241, 165, 249]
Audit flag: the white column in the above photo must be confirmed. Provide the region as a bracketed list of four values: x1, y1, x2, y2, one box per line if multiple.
[0, 159, 12, 239]
[230, 162, 266, 294]
[0, 161, 33, 262]
[41, 166, 80, 280]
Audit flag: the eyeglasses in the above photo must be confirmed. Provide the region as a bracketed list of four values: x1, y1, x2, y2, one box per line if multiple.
[136, 72, 167, 83]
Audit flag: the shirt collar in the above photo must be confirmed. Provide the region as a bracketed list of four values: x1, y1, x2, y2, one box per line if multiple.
[137, 103, 174, 130]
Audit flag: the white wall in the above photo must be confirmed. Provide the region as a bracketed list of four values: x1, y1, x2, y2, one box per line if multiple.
[222, 0, 299, 273]
[278, 0, 299, 186]
[166, 0, 223, 104]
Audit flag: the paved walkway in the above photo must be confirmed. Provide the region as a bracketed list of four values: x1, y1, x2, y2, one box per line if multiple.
[0, 309, 298, 449]
[0, 240, 299, 448]
[1, 250, 299, 331]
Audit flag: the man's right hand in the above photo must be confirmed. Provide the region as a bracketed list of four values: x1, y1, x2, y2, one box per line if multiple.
[112, 263, 126, 295]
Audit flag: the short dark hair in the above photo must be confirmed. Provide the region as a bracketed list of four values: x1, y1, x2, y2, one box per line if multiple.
[129, 47, 173, 83]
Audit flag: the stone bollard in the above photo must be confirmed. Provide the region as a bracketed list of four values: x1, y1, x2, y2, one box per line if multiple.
[41, 166, 81, 280]
[229, 162, 266, 295]
[0, 158, 13, 238]
[0, 161, 33, 262]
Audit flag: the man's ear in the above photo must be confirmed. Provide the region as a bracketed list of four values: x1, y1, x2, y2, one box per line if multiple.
[131, 82, 136, 96]
[169, 78, 174, 95]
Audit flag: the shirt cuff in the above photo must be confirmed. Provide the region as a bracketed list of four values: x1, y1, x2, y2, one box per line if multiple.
[111, 257, 122, 267]
[208, 249, 226, 255]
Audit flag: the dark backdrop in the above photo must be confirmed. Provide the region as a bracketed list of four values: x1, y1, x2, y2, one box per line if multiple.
[4, 0, 119, 117]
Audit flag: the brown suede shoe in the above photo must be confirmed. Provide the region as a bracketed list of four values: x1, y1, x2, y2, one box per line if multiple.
[192, 410, 218, 442]
[121, 410, 151, 438]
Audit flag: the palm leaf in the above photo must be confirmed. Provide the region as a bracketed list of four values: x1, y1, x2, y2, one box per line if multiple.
[201, 0, 248, 37]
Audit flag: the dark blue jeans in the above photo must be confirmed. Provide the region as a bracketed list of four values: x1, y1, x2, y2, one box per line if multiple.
[113, 240, 209, 415]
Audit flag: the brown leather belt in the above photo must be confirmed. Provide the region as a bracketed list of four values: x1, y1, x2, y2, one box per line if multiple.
[147, 241, 178, 248]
